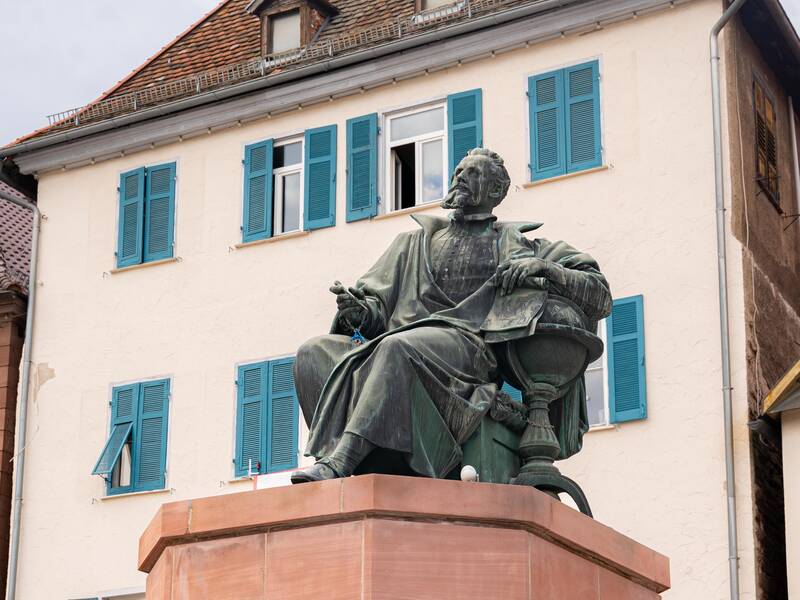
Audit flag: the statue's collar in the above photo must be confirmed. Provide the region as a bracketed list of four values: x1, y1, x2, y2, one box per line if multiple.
[410, 213, 543, 235]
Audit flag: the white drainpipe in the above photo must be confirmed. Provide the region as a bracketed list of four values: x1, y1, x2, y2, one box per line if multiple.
[710, 1, 753, 598]
[0, 186, 40, 600]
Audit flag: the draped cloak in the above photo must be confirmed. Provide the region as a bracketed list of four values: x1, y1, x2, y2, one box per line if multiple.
[301, 214, 612, 478]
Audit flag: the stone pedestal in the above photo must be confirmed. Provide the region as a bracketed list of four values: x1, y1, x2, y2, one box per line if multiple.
[140, 475, 669, 599]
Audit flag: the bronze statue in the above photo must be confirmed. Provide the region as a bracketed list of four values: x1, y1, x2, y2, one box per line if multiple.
[292, 148, 611, 515]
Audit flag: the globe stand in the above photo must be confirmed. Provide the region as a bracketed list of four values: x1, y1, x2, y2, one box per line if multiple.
[511, 382, 593, 517]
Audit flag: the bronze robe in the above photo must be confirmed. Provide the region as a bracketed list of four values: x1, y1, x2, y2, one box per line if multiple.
[296, 215, 611, 478]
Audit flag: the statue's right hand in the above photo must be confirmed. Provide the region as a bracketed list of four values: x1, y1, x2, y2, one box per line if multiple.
[330, 281, 368, 313]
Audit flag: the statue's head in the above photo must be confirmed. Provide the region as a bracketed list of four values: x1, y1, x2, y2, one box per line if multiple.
[441, 148, 511, 214]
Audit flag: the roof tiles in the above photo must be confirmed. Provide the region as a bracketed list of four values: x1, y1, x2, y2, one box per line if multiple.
[0, 182, 32, 295]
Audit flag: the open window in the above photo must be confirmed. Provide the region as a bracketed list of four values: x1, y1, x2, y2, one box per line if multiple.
[272, 139, 304, 234]
[385, 104, 447, 212]
[91, 380, 170, 495]
[583, 320, 609, 427]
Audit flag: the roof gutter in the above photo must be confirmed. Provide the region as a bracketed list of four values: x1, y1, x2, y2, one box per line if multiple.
[0, 0, 579, 159]
[0, 188, 40, 600]
[710, 1, 751, 599]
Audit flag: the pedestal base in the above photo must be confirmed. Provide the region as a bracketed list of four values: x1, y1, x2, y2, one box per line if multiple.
[140, 475, 670, 599]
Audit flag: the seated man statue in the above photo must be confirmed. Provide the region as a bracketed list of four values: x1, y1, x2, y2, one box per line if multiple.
[291, 148, 611, 484]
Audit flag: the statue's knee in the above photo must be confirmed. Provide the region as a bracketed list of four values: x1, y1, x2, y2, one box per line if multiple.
[296, 335, 329, 367]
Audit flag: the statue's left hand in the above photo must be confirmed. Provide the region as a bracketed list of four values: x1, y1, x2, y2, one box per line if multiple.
[494, 257, 551, 296]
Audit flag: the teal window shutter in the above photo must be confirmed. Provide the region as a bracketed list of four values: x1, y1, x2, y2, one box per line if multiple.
[529, 70, 566, 181]
[267, 357, 299, 473]
[243, 140, 274, 242]
[143, 163, 176, 262]
[500, 381, 523, 402]
[235, 363, 268, 477]
[116, 168, 145, 268]
[304, 125, 337, 230]
[447, 89, 483, 181]
[608, 295, 647, 423]
[565, 61, 601, 173]
[133, 379, 170, 491]
[346, 114, 378, 222]
[92, 384, 138, 481]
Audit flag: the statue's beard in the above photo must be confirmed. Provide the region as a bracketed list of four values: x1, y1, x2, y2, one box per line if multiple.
[442, 183, 482, 210]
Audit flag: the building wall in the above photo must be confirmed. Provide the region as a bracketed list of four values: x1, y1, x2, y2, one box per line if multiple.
[783, 408, 800, 598]
[13, 1, 758, 598]
[724, 15, 800, 599]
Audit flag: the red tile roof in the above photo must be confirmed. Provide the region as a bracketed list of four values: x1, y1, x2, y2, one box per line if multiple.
[0, 182, 33, 295]
[15, 0, 527, 144]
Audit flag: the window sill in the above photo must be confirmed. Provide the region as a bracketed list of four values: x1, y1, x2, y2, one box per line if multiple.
[373, 201, 442, 221]
[234, 230, 309, 249]
[98, 487, 173, 501]
[523, 165, 609, 188]
[109, 257, 180, 274]
[586, 423, 617, 434]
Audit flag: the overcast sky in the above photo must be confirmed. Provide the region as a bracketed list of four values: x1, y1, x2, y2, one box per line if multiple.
[1, 0, 798, 146]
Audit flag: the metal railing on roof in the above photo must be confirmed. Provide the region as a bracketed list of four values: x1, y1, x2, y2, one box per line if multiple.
[45, 0, 529, 131]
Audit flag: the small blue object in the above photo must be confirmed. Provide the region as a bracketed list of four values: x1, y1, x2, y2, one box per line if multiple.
[351, 328, 367, 346]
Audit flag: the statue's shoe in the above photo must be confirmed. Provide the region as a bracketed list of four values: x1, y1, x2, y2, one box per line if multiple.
[290, 461, 341, 484]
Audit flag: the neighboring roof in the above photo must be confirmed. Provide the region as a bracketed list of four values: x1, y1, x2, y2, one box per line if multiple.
[0, 182, 33, 296]
[763, 359, 800, 415]
[11, 0, 530, 145]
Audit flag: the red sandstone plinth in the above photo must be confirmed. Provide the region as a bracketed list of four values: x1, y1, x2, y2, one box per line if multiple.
[140, 475, 669, 599]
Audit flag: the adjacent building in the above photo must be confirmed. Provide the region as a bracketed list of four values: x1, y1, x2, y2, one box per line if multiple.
[0, 0, 798, 598]
[0, 176, 33, 598]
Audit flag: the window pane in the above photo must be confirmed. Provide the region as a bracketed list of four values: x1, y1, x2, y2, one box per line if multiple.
[390, 107, 444, 142]
[282, 172, 301, 232]
[421, 139, 444, 203]
[270, 10, 300, 54]
[423, 0, 453, 9]
[585, 369, 606, 426]
[274, 141, 302, 168]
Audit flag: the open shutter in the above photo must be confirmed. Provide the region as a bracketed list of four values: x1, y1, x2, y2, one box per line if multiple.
[117, 168, 145, 267]
[235, 363, 267, 477]
[243, 140, 274, 242]
[529, 70, 566, 181]
[133, 379, 170, 491]
[346, 114, 378, 222]
[304, 125, 337, 230]
[267, 357, 299, 473]
[447, 89, 483, 181]
[565, 61, 601, 173]
[608, 295, 647, 423]
[92, 384, 138, 478]
[143, 163, 176, 262]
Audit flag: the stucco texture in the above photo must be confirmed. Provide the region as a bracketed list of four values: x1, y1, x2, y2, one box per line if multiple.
[13, 1, 756, 598]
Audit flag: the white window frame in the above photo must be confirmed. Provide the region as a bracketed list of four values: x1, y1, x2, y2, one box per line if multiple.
[382, 101, 448, 214]
[585, 319, 610, 428]
[272, 137, 304, 235]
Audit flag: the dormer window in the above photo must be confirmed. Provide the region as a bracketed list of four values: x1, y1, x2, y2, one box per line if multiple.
[246, 0, 338, 57]
[269, 9, 301, 53]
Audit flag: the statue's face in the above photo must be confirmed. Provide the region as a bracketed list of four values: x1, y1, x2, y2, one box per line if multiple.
[441, 154, 504, 212]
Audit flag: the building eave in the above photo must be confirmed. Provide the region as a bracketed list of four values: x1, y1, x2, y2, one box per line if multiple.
[1, 0, 693, 174]
[763, 360, 800, 415]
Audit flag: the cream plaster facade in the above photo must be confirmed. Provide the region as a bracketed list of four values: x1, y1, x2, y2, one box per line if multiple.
[11, 1, 759, 598]
[783, 409, 800, 598]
